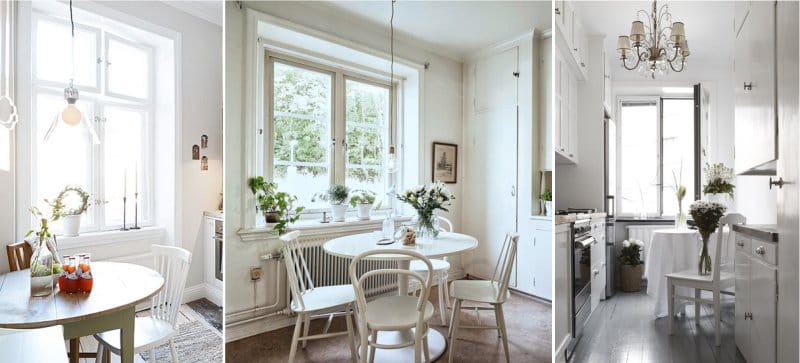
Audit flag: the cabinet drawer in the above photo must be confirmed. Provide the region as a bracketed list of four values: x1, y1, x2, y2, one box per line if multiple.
[735, 236, 751, 253]
[751, 241, 777, 265]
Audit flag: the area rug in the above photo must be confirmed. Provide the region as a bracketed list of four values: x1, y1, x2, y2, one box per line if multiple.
[139, 320, 222, 362]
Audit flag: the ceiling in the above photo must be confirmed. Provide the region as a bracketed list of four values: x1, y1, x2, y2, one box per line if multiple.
[318, 1, 552, 61]
[573, 1, 735, 81]
[161, 0, 222, 26]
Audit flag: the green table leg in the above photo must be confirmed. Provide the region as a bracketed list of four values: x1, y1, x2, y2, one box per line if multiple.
[62, 306, 137, 363]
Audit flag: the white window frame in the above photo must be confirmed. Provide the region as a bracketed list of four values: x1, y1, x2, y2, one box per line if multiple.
[29, 11, 156, 233]
[264, 50, 398, 216]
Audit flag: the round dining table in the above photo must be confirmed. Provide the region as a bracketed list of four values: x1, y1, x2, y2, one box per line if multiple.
[324, 231, 478, 362]
[0, 262, 164, 363]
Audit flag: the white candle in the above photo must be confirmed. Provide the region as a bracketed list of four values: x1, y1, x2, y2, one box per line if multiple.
[123, 168, 127, 197]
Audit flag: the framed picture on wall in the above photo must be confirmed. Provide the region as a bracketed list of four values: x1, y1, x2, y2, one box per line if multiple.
[432, 142, 457, 183]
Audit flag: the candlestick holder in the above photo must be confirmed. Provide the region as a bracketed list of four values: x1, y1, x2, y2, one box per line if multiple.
[130, 192, 141, 230]
[120, 196, 129, 231]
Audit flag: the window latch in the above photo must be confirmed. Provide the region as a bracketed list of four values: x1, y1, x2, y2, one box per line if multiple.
[93, 116, 106, 123]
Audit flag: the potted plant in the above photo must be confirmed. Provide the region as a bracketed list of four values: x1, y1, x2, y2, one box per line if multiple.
[703, 162, 735, 210]
[540, 189, 552, 216]
[619, 239, 644, 292]
[397, 181, 455, 239]
[26, 207, 59, 296]
[349, 190, 376, 220]
[248, 177, 304, 234]
[689, 200, 727, 275]
[48, 186, 90, 237]
[313, 184, 350, 222]
[672, 169, 687, 229]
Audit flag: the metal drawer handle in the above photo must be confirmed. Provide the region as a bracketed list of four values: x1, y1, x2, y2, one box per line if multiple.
[593, 269, 600, 276]
[555, 8, 561, 15]
[744, 82, 752, 91]
[755, 246, 766, 255]
[769, 177, 784, 189]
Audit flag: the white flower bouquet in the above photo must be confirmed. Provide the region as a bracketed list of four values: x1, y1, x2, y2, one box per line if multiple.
[397, 181, 455, 238]
[689, 200, 727, 275]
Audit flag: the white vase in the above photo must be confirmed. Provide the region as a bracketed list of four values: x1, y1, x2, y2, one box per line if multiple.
[330, 204, 347, 222]
[357, 204, 372, 220]
[545, 201, 553, 217]
[61, 215, 81, 237]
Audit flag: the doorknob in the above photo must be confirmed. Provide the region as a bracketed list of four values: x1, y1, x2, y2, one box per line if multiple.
[744, 82, 752, 91]
[769, 177, 784, 190]
[511, 185, 516, 197]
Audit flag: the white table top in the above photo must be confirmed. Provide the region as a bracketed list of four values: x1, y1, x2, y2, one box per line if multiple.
[323, 231, 478, 260]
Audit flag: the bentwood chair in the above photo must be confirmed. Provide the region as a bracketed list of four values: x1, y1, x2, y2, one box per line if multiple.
[282, 230, 357, 363]
[95, 244, 192, 362]
[666, 213, 746, 346]
[409, 215, 454, 325]
[350, 249, 434, 363]
[6, 241, 32, 271]
[448, 233, 519, 363]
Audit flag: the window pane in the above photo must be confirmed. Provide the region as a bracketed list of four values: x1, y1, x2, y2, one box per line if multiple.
[272, 61, 332, 209]
[662, 99, 695, 216]
[35, 93, 95, 230]
[36, 19, 97, 88]
[619, 102, 659, 216]
[107, 38, 149, 99]
[345, 79, 390, 200]
[103, 106, 145, 227]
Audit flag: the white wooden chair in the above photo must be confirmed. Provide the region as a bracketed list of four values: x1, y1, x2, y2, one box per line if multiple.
[95, 244, 192, 363]
[409, 215, 453, 325]
[666, 213, 746, 346]
[448, 233, 519, 363]
[349, 249, 434, 363]
[282, 230, 357, 363]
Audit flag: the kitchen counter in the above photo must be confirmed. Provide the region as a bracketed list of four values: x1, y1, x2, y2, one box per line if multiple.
[204, 210, 224, 220]
[555, 212, 607, 225]
[733, 224, 778, 242]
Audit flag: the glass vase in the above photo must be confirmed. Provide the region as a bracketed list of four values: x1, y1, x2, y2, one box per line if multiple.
[30, 237, 54, 297]
[698, 235, 712, 276]
[674, 212, 687, 230]
[415, 212, 439, 240]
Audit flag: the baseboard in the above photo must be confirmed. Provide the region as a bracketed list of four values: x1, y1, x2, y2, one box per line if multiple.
[555, 335, 570, 363]
[183, 283, 207, 304]
[204, 283, 223, 306]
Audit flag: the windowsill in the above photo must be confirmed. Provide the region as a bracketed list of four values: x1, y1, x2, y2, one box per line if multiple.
[54, 227, 166, 249]
[238, 215, 413, 243]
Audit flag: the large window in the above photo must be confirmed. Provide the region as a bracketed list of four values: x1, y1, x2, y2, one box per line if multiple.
[616, 97, 696, 217]
[32, 13, 154, 232]
[268, 54, 394, 211]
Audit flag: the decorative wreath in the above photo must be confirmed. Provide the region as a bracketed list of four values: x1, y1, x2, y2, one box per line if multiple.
[51, 186, 91, 216]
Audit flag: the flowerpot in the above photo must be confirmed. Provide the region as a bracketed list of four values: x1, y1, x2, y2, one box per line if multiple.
[263, 211, 279, 223]
[620, 264, 643, 292]
[706, 193, 733, 212]
[545, 201, 553, 217]
[61, 215, 81, 237]
[331, 204, 347, 222]
[357, 204, 372, 220]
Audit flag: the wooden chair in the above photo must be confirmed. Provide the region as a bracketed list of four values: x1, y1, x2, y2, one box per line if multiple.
[448, 233, 519, 363]
[6, 241, 32, 271]
[95, 244, 192, 362]
[350, 249, 434, 363]
[282, 230, 357, 363]
[666, 213, 747, 346]
[409, 215, 454, 325]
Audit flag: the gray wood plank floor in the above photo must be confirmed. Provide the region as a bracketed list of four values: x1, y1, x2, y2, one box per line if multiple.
[570, 291, 746, 363]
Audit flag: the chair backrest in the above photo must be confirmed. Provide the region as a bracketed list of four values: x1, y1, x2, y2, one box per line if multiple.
[491, 233, 519, 303]
[150, 244, 192, 326]
[349, 249, 433, 331]
[436, 216, 453, 232]
[714, 213, 746, 283]
[281, 230, 315, 312]
[6, 242, 32, 272]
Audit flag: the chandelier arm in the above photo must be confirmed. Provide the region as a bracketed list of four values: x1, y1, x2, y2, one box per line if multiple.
[668, 58, 686, 73]
[666, 45, 681, 63]
[621, 55, 641, 71]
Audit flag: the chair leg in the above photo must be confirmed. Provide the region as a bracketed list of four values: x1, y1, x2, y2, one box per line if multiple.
[496, 303, 510, 363]
[302, 314, 311, 349]
[345, 306, 357, 363]
[493, 303, 502, 339]
[368, 330, 378, 363]
[423, 326, 430, 363]
[448, 299, 460, 339]
[668, 279, 675, 335]
[438, 274, 447, 325]
[443, 272, 451, 308]
[414, 324, 422, 363]
[169, 339, 178, 363]
[448, 299, 462, 363]
[323, 313, 334, 334]
[289, 314, 304, 363]
[69, 338, 80, 363]
[714, 291, 721, 347]
[359, 325, 368, 363]
[695, 288, 701, 326]
[96, 343, 104, 363]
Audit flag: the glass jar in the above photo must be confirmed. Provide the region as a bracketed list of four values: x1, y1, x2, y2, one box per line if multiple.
[78, 253, 93, 293]
[29, 237, 54, 297]
[65, 256, 80, 294]
[58, 255, 69, 292]
[415, 212, 440, 240]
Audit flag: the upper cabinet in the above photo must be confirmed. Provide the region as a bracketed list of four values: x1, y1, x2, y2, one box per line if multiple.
[734, 1, 777, 174]
[554, 2, 588, 165]
[554, 1, 588, 81]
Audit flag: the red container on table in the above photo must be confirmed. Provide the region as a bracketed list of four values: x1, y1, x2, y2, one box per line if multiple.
[78, 254, 93, 293]
[57, 255, 69, 292]
[64, 256, 80, 293]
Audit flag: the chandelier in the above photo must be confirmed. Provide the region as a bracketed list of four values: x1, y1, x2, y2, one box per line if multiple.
[616, 0, 689, 79]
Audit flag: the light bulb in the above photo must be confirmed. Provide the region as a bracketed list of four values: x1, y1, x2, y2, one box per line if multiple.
[61, 104, 82, 126]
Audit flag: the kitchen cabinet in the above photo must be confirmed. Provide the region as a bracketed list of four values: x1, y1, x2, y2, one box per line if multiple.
[554, 223, 571, 360]
[734, 1, 777, 174]
[203, 212, 224, 306]
[589, 218, 606, 312]
[735, 233, 777, 363]
[555, 49, 579, 164]
[516, 218, 553, 300]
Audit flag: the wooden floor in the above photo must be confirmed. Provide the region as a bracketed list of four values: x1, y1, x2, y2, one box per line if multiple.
[226, 282, 553, 362]
[570, 291, 746, 363]
[69, 299, 221, 363]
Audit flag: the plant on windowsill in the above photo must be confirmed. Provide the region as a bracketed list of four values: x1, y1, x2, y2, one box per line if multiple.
[703, 162, 735, 210]
[349, 190, 376, 220]
[48, 186, 91, 237]
[619, 239, 644, 292]
[540, 189, 552, 217]
[312, 184, 350, 222]
[248, 177, 304, 235]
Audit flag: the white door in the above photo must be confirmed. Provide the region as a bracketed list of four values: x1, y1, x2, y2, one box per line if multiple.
[463, 46, 519, 280]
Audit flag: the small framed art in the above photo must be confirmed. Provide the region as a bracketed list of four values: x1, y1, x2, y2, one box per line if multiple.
[432, 142, 457, 183]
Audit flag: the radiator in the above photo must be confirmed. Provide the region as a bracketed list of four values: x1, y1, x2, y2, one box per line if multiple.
[625, 225, 665, 277]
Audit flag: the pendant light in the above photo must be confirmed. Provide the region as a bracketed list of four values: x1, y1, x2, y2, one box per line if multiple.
[386, 0, 397, 173]
[43, 0, 99, 144]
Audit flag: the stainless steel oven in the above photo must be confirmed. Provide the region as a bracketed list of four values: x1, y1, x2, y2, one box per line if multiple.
[567, 219, 596, 360]
[214, 219, 223, 281]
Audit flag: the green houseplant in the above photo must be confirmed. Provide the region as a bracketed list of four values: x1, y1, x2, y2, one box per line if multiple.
[248, 177, 304, 235]
[349, 190, 376, 220]
[48, 185, 90, 237]
[26, 207, 59, 296]
[619, 239, 644, 292]
[703, 163, 735, 210]
[313, 184, 350, 222]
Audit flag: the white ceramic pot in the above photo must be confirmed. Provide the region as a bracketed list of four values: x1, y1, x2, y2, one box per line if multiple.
[357, 204, 372, 220]
[331, 204, 347, 222]
[706, 193, 733, 212]
[545, 201, 553, 217]
[62, 215, 81, 237]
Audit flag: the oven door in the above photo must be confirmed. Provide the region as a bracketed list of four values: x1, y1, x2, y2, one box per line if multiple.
[572, 235, 595, 334]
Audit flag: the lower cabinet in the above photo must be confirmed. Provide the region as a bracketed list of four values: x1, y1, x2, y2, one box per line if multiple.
[735, 234, 777, 363]
[554, 223, 572, 360]
[516, 218, 553, 300]
[589, 218, 606, 311]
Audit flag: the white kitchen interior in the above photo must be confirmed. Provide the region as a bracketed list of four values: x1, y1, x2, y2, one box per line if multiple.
[553, 1, 798, 363]
[223, 1, 552, 362]
[0, 1, 223, 362]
